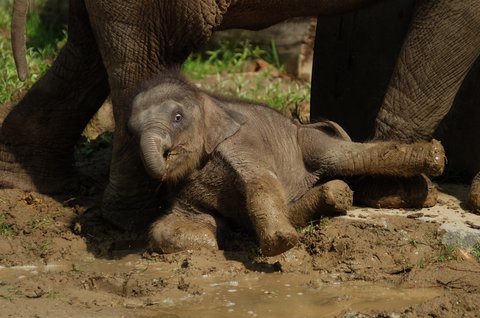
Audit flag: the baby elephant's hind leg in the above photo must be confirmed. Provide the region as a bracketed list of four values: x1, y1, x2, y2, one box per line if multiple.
[150, 205, 223, 254]
[288, 179, 353, 227]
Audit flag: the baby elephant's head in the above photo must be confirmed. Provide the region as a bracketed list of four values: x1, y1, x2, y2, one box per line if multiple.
[128, 74, 245, 183]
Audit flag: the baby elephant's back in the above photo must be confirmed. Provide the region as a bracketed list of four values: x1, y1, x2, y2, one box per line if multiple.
[221, 101, 311, 199]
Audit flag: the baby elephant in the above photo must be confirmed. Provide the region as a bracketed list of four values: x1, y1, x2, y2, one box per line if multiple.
[128, 71, 445, 256]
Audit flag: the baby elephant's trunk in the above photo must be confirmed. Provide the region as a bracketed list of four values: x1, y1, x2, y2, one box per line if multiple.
[323, 139, 445, 178]
[139, 131, 172, 180]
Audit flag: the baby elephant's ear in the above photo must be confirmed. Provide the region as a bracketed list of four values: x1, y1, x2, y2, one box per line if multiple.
[202, 96, 247, 154]
[306, 120, 351, 141]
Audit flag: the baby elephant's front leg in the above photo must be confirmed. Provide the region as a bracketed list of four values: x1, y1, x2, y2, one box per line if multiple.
[150, 204, 221, 253]
[245, 172, 298, 256]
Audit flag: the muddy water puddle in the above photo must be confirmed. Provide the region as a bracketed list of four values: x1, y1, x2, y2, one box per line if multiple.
[0, 255, 441, 318]
[145, 280, 440, 318]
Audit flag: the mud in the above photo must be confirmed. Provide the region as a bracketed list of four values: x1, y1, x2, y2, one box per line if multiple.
[0, 143, 479, 318]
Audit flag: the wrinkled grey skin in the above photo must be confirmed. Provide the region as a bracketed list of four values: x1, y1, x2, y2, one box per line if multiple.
[4, 0, 478, 232]
[129, 72, 445, 256]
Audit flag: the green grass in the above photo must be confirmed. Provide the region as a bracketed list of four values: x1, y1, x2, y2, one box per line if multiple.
[183, 40, 283, 79]
[438, 244, 462, 262]
[75, 132, 113, 160]
[471, 242, 480, 261]
[1, 4, 309, 114]
[28, 217, 51, 230]
[0, 4, 65, 104]
[0, 211, 13, 236]
[184, 41, 310, 112]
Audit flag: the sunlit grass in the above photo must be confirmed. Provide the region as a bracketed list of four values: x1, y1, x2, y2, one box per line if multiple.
[1, 4, 309, 114]
[183, 40, 310, 112]
[0, 3, 65, 104]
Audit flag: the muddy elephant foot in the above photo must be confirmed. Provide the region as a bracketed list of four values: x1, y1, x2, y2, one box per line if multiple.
[288, 180, 353, 227]
[351, 174, 438, 208]
[468, 172, 480, 214]
[316, 180, 353, 213]
[149, 209, 224, 254]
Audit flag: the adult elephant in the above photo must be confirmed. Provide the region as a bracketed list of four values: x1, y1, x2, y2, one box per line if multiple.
[311, 0, 480, 210]
[4, 0, 479, 231]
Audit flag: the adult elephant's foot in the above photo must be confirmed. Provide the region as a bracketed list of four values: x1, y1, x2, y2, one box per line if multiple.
[0, 0, 109, 194]
[0, 139, 77, 193]
[351, 174, 438, 208]
[468, 172, 480, 214]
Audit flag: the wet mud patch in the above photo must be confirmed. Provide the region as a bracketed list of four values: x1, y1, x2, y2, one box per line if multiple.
[301, 216, 443, 282]
[1, 183, 479, 318]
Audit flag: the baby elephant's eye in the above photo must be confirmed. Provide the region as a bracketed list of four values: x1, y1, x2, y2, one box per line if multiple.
[174, 113, 183, 123]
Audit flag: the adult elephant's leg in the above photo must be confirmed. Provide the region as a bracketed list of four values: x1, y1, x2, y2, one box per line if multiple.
[288, 180, 353, 227]
[0, 0, 109, 193]
[374, 0, 480, 142]
[470, 173, 480, 212]
[310, 0, 415, 141]
[84, 0, 230, 230]
[435, 58, 480, 211]
[220, 0, 380, 30]
[374, 0, 480, 210]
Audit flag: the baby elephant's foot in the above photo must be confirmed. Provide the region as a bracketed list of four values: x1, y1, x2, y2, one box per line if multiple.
[468, 172, 480, 214]
[259, 224, 299, 257]
[352, 174, 437, 208]
[318, 179, 353, 213]
[150, 210, 220, 253]
[288, 179, 353, 227]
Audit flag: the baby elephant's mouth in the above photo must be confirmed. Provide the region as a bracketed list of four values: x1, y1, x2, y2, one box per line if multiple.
[165, 151, 179, 161]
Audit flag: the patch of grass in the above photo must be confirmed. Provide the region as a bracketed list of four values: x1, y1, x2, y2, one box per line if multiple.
[0, 285, 20, 302]
[248, 246, 267, 264]
[47, 289, 60, 299]
[297, 218, 330, 235]
[438, 244, 462, 262]
[471, 242, 480, 261]
[0, 212, 13, 236]
[75, 132, 113, 160]
[71, 263, 82, 273]
[0, 3, 65, 104]
[29, 217, 51, 230]
[184, 40, 310, 112]
[183, 40, 282, 79]
[29, 239, 53, 258]
[262, 79, 310, 111]
[183, 40, 310, 112]
[298, 222, 317, 235]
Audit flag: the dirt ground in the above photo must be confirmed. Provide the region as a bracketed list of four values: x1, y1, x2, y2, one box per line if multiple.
[1, 72, 480, 317]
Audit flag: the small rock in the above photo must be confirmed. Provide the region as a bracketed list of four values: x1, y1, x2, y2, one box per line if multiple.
[407, 212, 424, 219]
[466, 221, 480, 230]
